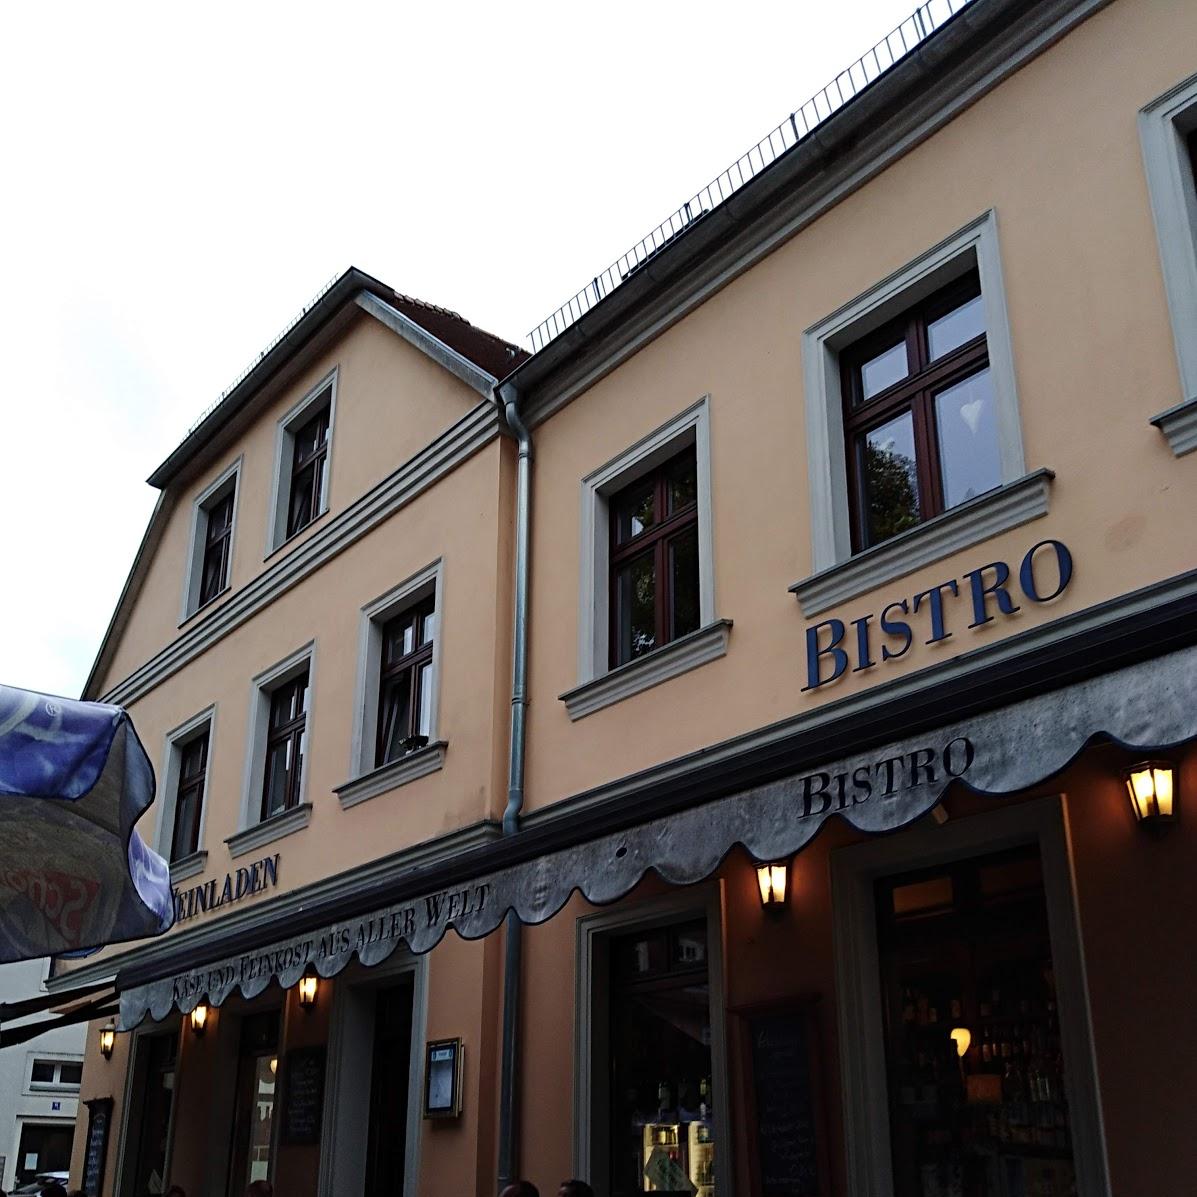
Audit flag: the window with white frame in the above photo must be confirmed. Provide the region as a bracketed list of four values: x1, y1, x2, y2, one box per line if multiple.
[29, 1058, 83, 1091]
[1140, 73, 1197, 453]
[156, 707, 215, 871]
[267, 371, 337, 552]
[564, 398, 724, 721]
[341, 562, 445, 805]
[794, 211, 1049, 616]
[182, 460, 240, 620]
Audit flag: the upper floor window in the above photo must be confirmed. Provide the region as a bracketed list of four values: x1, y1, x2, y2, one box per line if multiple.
[269, 371, 337, 552]
[1140, 74, 1197, 452]
[287, 404, 331, 538]
[841, 273, 999, 550]
[30, 1058, 83, 1090]
[793, 212, 1039, 618]
[377, 596, 435, 766]
[171, 728, 209, 861]
[199, 491, 234, 606]
[182, 460, 240, 620]
[609, 447, 700, 667]
[262, 671, 308, 821]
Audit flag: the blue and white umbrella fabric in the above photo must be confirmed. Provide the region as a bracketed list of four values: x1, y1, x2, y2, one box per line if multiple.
[0, 684, 173, 962]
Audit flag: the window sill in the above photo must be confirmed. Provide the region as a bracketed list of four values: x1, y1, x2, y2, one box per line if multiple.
[790, 468, 1054, 617]
[560, 619, 733, 721]
[264, 507, 330, 563]
[169, 850, 208, 884]
[225, 802, 312, 859]
[179, 586, 231, 630]
[1150, 398, 1197, 457]
[334, 741, 448, 810]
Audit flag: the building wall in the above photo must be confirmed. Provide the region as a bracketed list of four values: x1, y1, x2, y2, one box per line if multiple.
[521, 0, 1197, 812]
[0, 959, 84, 1191]
[101, 309, 485, 690]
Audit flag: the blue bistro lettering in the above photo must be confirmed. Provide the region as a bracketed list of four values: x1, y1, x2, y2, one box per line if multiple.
[803, 539, 1073, 691]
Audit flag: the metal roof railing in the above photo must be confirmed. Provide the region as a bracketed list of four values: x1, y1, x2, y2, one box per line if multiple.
[526, 0, 975, 353]
[182, 270, 344, 440]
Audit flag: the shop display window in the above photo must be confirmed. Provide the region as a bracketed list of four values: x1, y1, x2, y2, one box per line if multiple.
[875, 846, 1078, 1197]
[127, 1031, 178, 1196]
[228, 1011, 279, 1192]
[608, 919, 717, 1195]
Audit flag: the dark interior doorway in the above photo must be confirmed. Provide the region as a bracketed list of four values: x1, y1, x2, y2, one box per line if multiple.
[363, 978, 414, 1195]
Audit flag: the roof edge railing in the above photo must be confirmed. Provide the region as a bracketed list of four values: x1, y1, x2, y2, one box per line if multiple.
[525, 0, 975, 354]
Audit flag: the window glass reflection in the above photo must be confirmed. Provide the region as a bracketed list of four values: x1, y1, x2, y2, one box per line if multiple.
[860, 411, 921, 546]
[928, 293, 986, 360]
[935, 368, 1002, 509]
[860, 341, 909, 401]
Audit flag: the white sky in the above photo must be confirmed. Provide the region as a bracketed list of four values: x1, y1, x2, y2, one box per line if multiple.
[1, 0, 924, 700]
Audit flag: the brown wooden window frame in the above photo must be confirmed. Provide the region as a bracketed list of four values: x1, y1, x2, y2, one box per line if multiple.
[841, 272, 990, 552]
[197, 490, 235, 607]
[260, 672, 308, 822]
[607, 446, 700, 669]
[286, 402, 331, 539]
[170, 729, 208, 861]
[375, 596, 436, 767]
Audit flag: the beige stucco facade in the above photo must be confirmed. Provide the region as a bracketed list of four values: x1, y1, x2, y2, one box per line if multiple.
[58, 1, 1197, 1195]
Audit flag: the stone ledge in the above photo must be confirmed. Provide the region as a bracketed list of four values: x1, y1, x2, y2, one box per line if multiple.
[1150, 398, 1197, 457]
[169, 850, 208, 884]
[790, 469, 1054, 617]
[334, 742, 448, 810]
[225, 803, 312, 859]
[560, 620, 732, 721]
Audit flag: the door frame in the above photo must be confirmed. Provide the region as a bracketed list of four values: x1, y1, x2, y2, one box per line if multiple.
[318, 949, 428, 1196]
[830, 795, 1111, 1197]
[573, 883, 733, 1196]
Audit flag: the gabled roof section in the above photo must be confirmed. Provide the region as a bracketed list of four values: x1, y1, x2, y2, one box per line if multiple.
[147, 267, 527, 490]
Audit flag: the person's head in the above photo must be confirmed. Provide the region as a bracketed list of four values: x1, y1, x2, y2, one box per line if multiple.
[245, 1183, 273, 1197]
[164, 1187, 187, 1197]
[558, 1183, 594, 1197]
[499, 1184, 539, 1197]
[40, 1185, 68, 1197]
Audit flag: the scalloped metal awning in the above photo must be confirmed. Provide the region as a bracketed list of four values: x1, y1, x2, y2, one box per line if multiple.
[119, 643, 1196, 1028]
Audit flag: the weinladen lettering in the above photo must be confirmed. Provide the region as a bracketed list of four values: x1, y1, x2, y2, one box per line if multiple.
[173, 854, 280, 923]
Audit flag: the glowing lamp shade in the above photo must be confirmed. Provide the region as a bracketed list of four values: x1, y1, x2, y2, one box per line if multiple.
[949, 1027, 972, 1058]
[298, 973, 319, 1010]
[1124, 762, 1176, 827]
[756, 862, 789, 909]
[98, 1021, 116, 1060]
[189, 1003, 209, 1036]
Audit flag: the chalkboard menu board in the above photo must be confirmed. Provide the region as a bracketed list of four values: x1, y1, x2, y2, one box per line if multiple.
[82, 1098, 113, 1197]
[740, 1001, 826, 1197]
[281, 1046, 326, 1145]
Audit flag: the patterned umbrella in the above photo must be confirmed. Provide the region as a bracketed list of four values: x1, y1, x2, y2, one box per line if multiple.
[0, 684, 173, 961]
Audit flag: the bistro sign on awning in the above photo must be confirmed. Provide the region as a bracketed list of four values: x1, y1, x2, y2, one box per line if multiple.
[120, 640, 1197, 1029]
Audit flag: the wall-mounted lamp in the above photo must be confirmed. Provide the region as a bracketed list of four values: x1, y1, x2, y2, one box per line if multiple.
[756, 861, 789, 910]
[949, 1026, 972, 1058]
[189, 1002, 209, 1037]
[298, 971, 319, 1010]
[98, 1020, 116, 1061]
[1124, 761, 1176, 828]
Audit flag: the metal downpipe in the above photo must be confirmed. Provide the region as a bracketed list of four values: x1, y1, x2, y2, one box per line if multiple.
[497, 390, 532, 1192]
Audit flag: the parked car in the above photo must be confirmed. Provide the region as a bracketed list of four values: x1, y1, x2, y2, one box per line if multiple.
[13, 1171, 69, 1194]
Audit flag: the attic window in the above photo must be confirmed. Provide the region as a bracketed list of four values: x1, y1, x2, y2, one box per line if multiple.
[268, 370, 338, 553]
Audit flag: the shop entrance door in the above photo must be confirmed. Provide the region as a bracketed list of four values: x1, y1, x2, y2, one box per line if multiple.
[123, 1030, 178, 1197]
[362, 979, 414, 1194]
[607, 919, 717, 1197]
[226, 1011, 280, 1195]
[874, 845, 1080, 1197]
